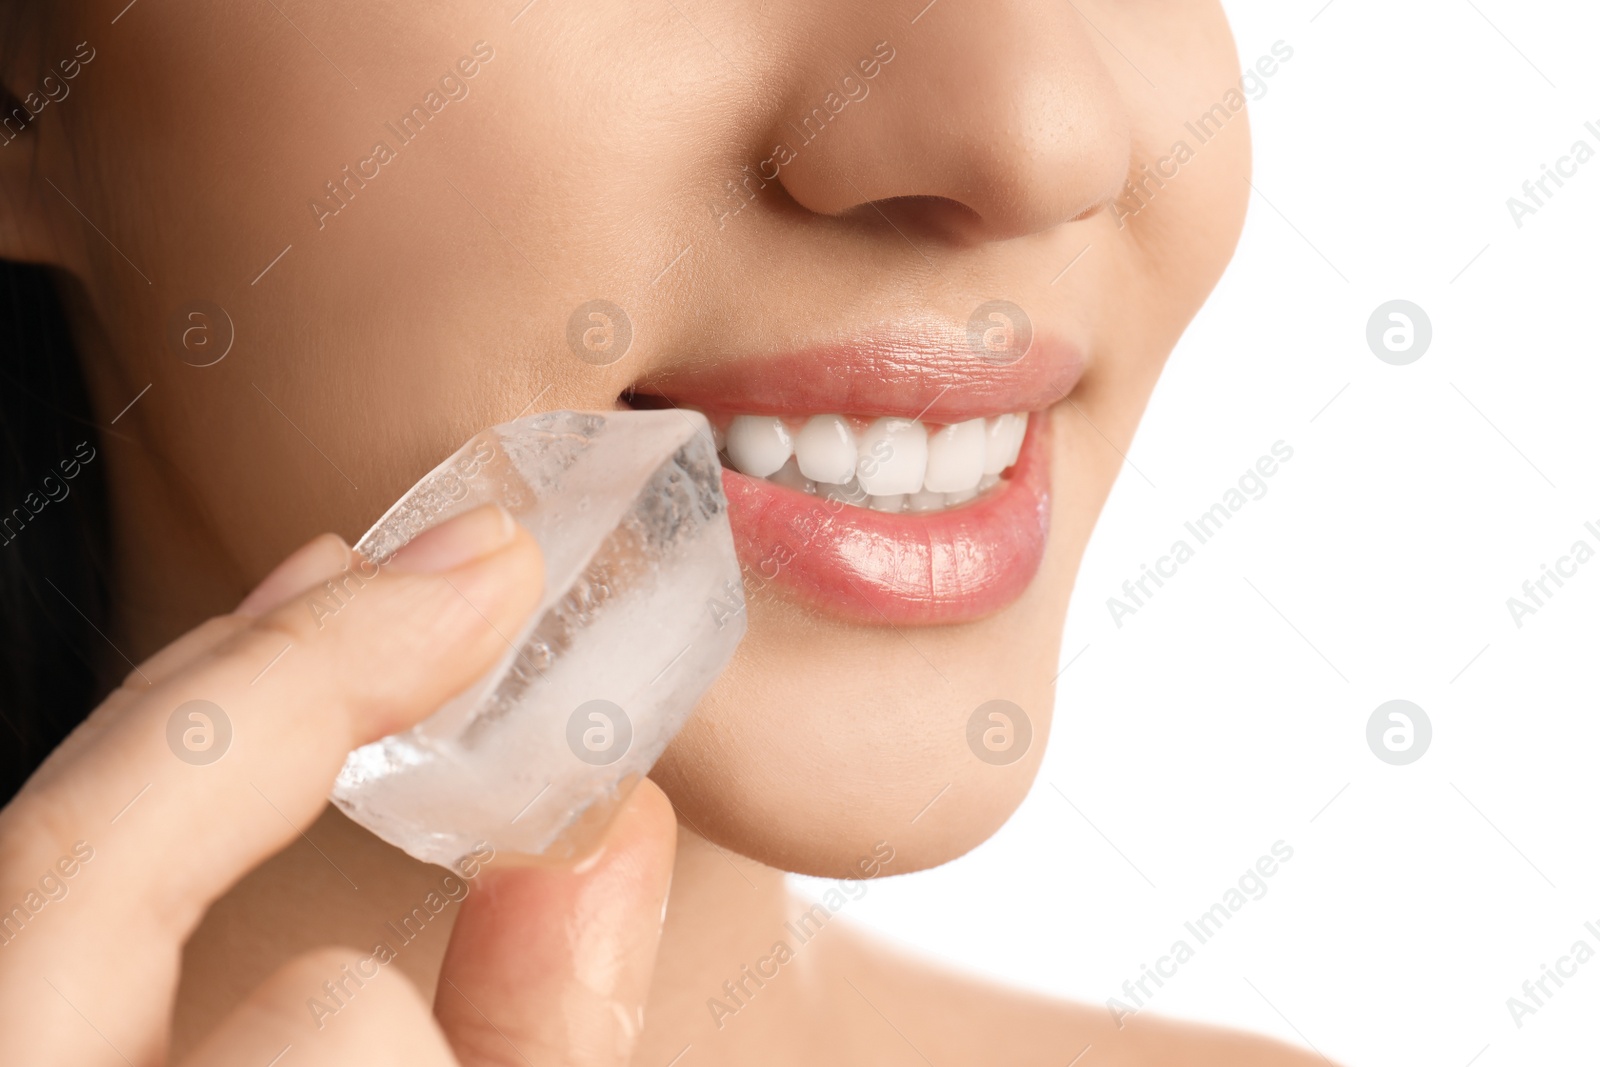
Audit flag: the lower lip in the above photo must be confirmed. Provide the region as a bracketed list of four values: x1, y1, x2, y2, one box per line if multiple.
[720, 416, 1051, 626]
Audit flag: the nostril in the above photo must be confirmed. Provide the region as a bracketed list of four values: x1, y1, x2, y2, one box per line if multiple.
[1068, 199, 1109, 224]
[840, 195, 989, 245]
[854, 194, 978, 218]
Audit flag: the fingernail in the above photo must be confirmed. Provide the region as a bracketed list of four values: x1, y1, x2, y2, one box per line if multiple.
[237, 533, 352, 617]
[386, 503, 517, 574]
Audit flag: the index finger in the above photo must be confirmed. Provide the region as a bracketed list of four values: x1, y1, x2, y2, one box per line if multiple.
[0, 504, 542, 1065]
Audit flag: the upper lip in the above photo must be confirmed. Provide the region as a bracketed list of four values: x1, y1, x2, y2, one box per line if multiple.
[629, 321, 1086, 422]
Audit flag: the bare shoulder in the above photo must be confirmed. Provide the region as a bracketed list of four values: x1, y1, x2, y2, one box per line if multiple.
[818, 925, 1338, 1067]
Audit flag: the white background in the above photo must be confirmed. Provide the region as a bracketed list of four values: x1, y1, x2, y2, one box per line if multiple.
[796, 1, 1600, 1062]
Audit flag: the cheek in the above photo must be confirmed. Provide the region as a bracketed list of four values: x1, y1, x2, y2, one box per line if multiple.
[85, 5, 740, 587]
[1150, 121, 1253, 304]
[1118, 10, 1254, 306]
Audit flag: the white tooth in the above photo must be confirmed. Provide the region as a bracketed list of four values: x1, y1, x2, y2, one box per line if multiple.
[923, 418, 986, 493]
[869, 494, 906, 513]
[983, 414, 1020, 474]
[944, 487, 978, 506]
[856, 417, 927, 496]
[1001, 413, 1026, 467]
[712, 423, 727, 453]
[822, 478, 866, 506]
[794, 414, 858, 484]
[725, 415, 793, 477]
[768, 457, 814, 494]
[907, 489, 946, 512]
[982, 417, 1007, 474]
[978, 473, 1000, 491]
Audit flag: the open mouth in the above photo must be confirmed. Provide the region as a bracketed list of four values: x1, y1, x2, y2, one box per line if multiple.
[626, 328, 1081, 626]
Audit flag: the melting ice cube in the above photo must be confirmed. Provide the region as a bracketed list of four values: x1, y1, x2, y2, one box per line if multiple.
[330, 409, 746, 867]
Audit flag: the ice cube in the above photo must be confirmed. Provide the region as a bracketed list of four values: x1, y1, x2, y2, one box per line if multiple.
[330, 409, 746, 868]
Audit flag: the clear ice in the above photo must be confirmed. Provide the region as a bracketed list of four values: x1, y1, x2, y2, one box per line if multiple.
[330, 409, 746, 867]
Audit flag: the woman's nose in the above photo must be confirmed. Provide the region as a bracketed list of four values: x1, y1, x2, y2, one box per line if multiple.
[770, 0, 1131, 244]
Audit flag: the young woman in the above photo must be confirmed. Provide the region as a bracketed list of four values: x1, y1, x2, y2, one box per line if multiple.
[0, 1, 1326, 1062]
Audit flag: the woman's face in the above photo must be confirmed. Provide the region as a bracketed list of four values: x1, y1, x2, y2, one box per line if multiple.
[21, 0, 1248, 876]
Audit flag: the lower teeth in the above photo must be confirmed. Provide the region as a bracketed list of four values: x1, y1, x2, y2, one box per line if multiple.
[733, 457, 1004, 514]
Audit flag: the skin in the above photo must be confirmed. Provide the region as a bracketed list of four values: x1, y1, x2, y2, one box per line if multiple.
[0, 0, 1331, 1062]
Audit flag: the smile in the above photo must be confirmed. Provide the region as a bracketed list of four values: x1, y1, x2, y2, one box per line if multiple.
[628, 326, 1083, 626]
[715, 410, 1027, 513]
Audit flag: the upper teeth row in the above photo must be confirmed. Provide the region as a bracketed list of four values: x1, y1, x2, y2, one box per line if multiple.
[719, 413, 1026, 498]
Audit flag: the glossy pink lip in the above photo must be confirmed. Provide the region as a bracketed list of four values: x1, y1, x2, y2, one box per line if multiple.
[633, 328, 1080, 625]
[635, 330, 1085, 424]
[721, 416, 1050, 626]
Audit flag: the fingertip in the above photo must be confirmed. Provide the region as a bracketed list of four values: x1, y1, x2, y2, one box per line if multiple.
[435, 778, 678, 1061]
[622, 777, 679, 860]
[385, 503, 517, 575]
[418, 514, 546, 630]
[236, 532, 352, 617]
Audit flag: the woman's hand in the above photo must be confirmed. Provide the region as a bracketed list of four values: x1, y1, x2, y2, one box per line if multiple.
[0, 504, 678, 1065]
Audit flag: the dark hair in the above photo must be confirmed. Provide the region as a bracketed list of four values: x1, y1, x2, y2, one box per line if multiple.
[0, 258, 112, 801]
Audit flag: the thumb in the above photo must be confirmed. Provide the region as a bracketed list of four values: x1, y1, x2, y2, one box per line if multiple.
[434, 778, 678, 1067]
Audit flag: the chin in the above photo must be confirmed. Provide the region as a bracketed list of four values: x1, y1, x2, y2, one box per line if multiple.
[651, 509, 1074, 879]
